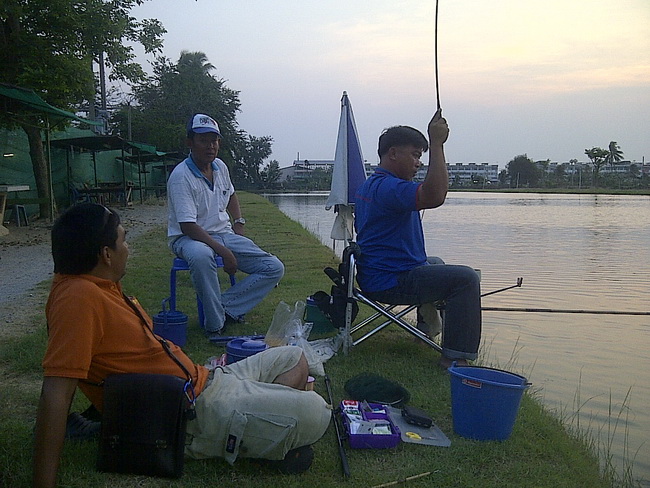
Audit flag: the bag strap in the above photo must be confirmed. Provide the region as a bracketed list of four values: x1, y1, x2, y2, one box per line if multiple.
[122, 294, 197, 409]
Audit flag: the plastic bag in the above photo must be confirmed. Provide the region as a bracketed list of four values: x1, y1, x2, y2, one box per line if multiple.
[264, 301, 306, 347]
[264, 301, 325, 376]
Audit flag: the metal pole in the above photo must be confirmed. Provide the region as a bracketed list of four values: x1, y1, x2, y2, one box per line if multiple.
[324, 374, 350, 478]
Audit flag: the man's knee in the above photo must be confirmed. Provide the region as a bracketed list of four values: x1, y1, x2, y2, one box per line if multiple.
[188, 248, 220, 270]
[265, 256, 285, 280]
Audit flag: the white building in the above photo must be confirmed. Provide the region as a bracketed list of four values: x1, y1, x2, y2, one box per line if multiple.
[279, 160, 501, 185]
[278, 160, 334, 182]
[446, 162, 499, 185]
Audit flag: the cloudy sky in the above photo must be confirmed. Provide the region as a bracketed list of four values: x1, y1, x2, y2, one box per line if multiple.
[130, 0, 649, 168]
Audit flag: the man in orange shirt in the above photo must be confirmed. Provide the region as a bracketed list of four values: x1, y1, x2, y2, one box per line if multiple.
[33, 203, 330, 488]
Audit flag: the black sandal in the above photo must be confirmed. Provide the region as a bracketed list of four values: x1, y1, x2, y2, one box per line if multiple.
[64, 411, 101, 440]
[277, 445, 314, 475]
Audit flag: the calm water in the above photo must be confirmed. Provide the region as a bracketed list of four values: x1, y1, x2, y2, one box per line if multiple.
[265, 191, 650, 485]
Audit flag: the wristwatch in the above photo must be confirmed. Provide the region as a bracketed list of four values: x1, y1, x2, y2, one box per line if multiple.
[233, 217, 246, 225]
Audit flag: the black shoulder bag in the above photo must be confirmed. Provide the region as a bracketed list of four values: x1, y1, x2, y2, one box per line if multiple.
[96, 295, 197, 479]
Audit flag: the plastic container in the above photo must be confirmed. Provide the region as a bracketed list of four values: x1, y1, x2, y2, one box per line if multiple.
[305, 297, 335, 335]
[152, 299, 188, 347]
[226, 339, 269, 364]
[449, 364, 530, 441]
[340, 400, 401, 449]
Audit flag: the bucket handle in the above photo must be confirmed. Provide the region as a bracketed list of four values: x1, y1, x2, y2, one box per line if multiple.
[159, 297, 172, 327]
[161, 297, 171, 313]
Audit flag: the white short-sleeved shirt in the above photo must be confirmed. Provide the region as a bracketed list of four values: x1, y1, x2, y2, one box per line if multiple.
[167, 156, 235, 239]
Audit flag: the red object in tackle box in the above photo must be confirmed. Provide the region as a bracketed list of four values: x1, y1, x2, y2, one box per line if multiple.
[340, 400, 401, 449]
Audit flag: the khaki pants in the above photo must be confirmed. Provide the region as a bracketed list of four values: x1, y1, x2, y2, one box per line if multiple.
[185, 346, 331, 464]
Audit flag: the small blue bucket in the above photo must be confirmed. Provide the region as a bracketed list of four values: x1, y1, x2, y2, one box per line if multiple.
[153, 298, 188, 347]
[449, 364, 530, 441]
[226, 339, 268, 364]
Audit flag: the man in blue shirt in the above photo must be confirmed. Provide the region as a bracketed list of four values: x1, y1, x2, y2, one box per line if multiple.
[354, 110, 481, 368]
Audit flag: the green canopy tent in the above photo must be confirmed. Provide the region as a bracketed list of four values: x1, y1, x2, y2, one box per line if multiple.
[0, 83, 102, 217]
[116, 144, 181, 202]
[50, 135, 129, 205]
[51, 136, 175, 205]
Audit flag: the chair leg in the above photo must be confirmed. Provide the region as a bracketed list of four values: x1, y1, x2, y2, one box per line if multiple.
[354, 293, 443, 353]
[197, 296, 205, 329]
[351, 304, 417, 342]
[350, 304, 410, 334]
[338, 244, 443, 355]
[169, 269, 178, 311]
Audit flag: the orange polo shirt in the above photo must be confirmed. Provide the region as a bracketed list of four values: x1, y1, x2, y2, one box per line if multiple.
[43, 274, 208, 411]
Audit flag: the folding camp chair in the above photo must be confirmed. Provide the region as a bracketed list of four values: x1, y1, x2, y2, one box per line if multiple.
[325, 243, 443, 355]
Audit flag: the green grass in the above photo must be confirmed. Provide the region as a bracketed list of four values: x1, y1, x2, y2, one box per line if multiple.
[0, 193, 629, 487]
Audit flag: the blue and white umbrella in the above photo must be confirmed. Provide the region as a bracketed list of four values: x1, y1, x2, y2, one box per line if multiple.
[326, 91, 367, 243]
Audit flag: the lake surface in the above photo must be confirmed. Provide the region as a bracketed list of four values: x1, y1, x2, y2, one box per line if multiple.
[265, 191, 650, 486]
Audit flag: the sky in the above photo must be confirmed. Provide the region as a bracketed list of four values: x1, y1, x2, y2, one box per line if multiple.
[128, 0, 650, 169]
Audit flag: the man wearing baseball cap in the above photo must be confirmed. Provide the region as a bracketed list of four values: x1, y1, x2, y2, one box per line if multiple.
[167, 114, 284, 339]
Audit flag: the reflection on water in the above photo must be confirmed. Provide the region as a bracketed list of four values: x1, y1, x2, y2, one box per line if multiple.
[265, 191, 650, 485]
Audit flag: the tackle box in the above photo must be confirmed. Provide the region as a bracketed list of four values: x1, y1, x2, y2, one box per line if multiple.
[339, 400, 401, 449]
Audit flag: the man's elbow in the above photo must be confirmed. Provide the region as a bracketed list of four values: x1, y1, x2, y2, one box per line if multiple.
[417, 189, 447, 210]
[179, 222, 198, 235]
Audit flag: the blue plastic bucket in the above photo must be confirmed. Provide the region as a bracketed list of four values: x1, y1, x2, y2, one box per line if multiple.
[153, 299, 188, 347]
[226, 339, 269, 364]
[449, 364, 530, 441]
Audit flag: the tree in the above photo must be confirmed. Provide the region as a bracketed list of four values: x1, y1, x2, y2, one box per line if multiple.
[114, 51, 246, 169]
[506, 154, 539, 188]
[553, 163, 567, 187]
[260, 160, 281, 189]
[0, 0, 165, 218]
[607, 141, 624, 166]
[233, 135, 274, 188]
[584, 147, 608, 187]
[498, 169, 508, 187]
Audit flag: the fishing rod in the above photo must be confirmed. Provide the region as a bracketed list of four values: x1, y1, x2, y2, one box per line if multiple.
[324, 374, 350, 478]
[434, 0, 441, 111]
[481, 277, 524, 298]
[480, 278, 649, 315]
[482, 306, 650, 316]
[419, 0, 442, 224]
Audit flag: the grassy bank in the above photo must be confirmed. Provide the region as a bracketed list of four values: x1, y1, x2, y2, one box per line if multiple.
[0, 193, 619, 487]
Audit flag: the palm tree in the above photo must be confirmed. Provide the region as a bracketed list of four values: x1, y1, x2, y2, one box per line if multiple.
[607, 141, 624, 186]
[585, 147, 608, 187]
[608, 141, 624, 166]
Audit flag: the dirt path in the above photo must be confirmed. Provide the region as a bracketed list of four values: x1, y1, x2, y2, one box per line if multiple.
[0, 202, 168, 332]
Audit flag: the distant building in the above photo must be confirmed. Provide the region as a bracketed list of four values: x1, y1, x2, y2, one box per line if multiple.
[279, 160, 501, 185]
[446, 162, 499, 185]
[278, 160, 334, 182]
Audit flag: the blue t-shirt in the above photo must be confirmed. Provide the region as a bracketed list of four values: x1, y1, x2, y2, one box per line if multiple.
[354, 168, 427, 292]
